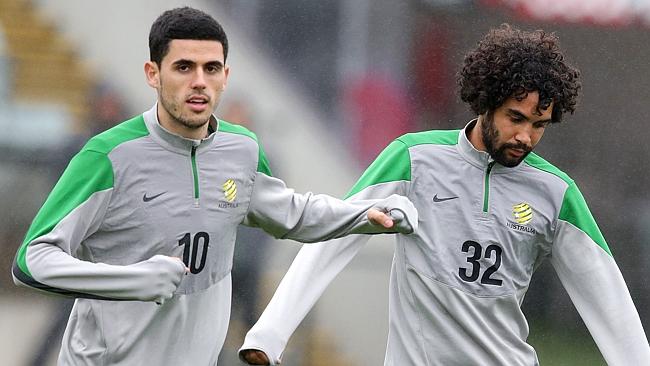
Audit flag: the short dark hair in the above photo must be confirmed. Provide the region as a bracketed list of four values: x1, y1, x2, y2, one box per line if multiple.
[458, 24, 581, 123]
[149, 7, 228, 65]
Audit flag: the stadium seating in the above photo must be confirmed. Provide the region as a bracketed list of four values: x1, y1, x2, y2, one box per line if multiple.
[0, 0, 93, 124]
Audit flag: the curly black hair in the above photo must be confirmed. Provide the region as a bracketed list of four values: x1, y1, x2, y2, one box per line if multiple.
[458, 24, 581, 123]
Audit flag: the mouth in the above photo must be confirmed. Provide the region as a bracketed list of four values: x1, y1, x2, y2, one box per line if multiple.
[186, 95, 210, 112]
[507, 147, 528, 159]
[187, 95, 209, 104]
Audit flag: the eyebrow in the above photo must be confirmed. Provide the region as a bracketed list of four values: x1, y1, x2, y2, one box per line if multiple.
[506, 108, 551, 123]
[205, 60, 224, 69]
[172, 58, 194, 66]
[171, 59, 224, 68]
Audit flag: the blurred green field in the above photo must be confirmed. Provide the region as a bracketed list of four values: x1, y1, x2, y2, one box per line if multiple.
[528, 323, 606, 366]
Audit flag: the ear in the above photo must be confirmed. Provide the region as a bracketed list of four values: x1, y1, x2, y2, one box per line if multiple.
[144, 61, 160, 89]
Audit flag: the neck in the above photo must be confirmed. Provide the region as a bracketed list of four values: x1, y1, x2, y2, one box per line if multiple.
[157, 108, 209, 140]
[164, 122, 209, 140]
[467, 116, 486, 152]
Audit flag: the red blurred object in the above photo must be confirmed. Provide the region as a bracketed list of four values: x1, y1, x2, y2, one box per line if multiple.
[342, 74, 414, 167]
[413, 22, 454, 116]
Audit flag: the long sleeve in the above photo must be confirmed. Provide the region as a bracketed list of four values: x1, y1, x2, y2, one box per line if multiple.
[240, 234, 372, 364]
[240, 139, 413, 364]
[12, 149, 186, 303]
[243, 172, 416, 242]
[550, 183, 650, 365]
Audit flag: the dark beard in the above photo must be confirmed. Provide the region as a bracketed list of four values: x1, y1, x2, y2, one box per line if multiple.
[481, 112, 532, 168]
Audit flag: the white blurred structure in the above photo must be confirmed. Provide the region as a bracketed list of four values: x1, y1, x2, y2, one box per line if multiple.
[486, 0, 650, 26]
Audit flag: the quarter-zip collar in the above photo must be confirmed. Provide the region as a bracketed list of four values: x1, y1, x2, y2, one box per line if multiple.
[457, 119, 493, 169]
[142, 104, 220, 154]
[457, 119, 526, 174]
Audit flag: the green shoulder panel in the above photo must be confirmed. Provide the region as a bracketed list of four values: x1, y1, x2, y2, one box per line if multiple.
[558, 183, 611, 256]
[85, 115, 150, 154]
[398, 129, 460, 147]
[345, 139, 411, 199]
[524, 152, 611, 256]
[523, 152, 573, 185]
[345, 130, 459, 199]
[16, 115, 150, 276]
[218, 119, 272, 176]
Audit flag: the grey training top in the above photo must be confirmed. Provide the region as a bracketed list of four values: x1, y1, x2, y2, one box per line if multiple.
[12, 105, 417, 366]
[242, 121, 650, 366]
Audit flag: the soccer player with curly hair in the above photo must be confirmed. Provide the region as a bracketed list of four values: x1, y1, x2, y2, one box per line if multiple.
[240, 24, 650, 365]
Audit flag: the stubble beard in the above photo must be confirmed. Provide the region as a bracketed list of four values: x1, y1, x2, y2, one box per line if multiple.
[159, 86, 212, 131]
[481, 111, 532, 168]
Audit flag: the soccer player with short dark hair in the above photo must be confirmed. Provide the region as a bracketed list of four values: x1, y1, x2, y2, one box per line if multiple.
[240, 24, 650, 365]
[11, 7, 418, 365]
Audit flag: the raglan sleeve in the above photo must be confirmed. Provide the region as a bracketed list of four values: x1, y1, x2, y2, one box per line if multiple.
[239, 139, 413, 364]
[550, 182, 650, 364]
[12, 149, 186, 304]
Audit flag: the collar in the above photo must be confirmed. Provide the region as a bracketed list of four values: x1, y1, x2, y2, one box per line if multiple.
[142, 104, 219, 154]
[457, 119, 526, 173]
[457, 119, 493, 169]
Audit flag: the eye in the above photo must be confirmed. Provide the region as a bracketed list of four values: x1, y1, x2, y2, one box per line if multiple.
[176, 64, 191, 72]
[205, 64, 222, 74]
[533, 121, 550, 129]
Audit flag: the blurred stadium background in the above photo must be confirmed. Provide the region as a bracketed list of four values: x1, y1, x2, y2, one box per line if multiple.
[1, 0, 649, 365]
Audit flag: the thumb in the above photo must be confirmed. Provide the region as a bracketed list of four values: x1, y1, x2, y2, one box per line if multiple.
[367, 208, 394, 228]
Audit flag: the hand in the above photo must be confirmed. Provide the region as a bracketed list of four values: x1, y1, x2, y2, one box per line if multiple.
[170, 256, 190, 274]
[134, 255, 187, 305]
[153, 256, 189, 305]
[239, 349, 271, 365]
[367, 208, 394, 228]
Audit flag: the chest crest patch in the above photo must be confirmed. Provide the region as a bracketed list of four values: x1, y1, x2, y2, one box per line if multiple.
[512, 202, 533, 224]
[223, 179, 237, 202]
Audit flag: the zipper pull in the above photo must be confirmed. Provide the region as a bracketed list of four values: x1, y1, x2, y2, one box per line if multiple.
[486, 160, 495, 173]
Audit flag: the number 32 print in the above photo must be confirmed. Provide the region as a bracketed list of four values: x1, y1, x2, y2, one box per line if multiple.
[458, 240, 503, 286]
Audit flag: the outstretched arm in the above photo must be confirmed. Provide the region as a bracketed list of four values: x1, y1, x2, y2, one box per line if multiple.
[239, 138, 414, 365]
[243, 173, 417, 242]
[240, 181, 411, 364]
[239, 187, 410, 364]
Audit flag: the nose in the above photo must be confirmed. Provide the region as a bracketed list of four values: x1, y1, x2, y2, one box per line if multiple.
[191, 70, 207, 90]
[514, 123, 532, 146]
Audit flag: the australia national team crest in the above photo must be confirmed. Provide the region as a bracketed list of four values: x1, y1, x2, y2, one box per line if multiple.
[513, 203, 532, 224]
[220, 179, 239, 208]
[506, 202, 536, 234]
